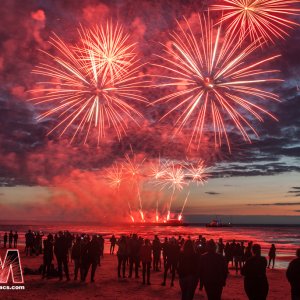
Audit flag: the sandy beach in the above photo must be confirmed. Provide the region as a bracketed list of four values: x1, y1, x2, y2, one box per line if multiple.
[0, 246, 292, 300]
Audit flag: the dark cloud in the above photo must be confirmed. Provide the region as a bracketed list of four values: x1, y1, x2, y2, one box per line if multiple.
[205, 192, 221, 195]
[287, 187, 300, 197]
[248, 202, 300, 206]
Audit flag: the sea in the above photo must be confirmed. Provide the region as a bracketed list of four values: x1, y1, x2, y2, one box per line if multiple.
[0, 221, 299, 269]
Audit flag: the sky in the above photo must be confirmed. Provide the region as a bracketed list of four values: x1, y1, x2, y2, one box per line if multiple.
[0, 0, 299, 224]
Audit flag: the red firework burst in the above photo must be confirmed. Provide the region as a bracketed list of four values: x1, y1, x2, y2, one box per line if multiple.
[29, 24, 147, 146]
[211, 0, 300, 45]
[153, 13, 281, 151]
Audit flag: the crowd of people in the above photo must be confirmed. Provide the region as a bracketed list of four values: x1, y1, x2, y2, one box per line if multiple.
[113, 234, 299, 300]
[0, 230, 18, 248]
[1, 230, 300, 300]
[40, 231, 105, 282]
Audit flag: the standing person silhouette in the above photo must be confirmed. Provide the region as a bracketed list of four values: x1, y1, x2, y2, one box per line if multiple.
[286, 248, 300, 300]
[42, 234, 54, 279]
[80, 236, 90, 282]
[71, 237, 81, 280]
[161, 237, 169, 267]
[8, 230, 13, 248]
[54, 231, 70, 281]
[161, 238, 180, 287]
[140, 239, 152, 285]
[178, 239, 199, 300]
[199, 239, 228, 300]
[241, 244, 268, 300]
[117, 235, 128, 278]
[268, 244, 276, 269]
[152, 235, 161, 271]
[3, 232, 7, 248]
[128, 234, 140, 279]
[110, 235, 117, 255]
[86, 235, 101, 282]
[13, 231, 18, 248]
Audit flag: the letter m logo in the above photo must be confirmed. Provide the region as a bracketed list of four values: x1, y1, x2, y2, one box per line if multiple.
[0, 250, 24, 284]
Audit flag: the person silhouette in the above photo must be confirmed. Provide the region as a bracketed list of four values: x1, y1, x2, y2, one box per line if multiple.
[13, 231, 18, 248]
[140, 239, 152, 285]
[241, 244, 268, 300]
[25, 230, 34, 256]
[110, 235, 117, 255]
[8, 230, 13, 248]
[3, 232, 7, 248]
[268, 244, 276, 269]
[128, 234, 140, 279]
[178, 239, 199, 300]
[217, 238, 225, 256]
[199, 239, 228, 300]
[117, 235, 127, 278]
[71, 237, 81, 280]
[152, 235, 161, 271]
[80, 236, 90, 282]
[162, 237, 168, 267]
[286, 248, 300, 300]
[54, 231, 70, 281]
[86, 235, 101, 282]
[161, 237, 180, 287]
[42, 234, 54, 279]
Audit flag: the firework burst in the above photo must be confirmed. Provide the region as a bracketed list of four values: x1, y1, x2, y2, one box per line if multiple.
[153, 161, 187, 220]
[185, 160, 209, 185]
[78, 22, 137, 80]
[29, 26, 147, 146]
[178, 191, 190, 221]
[153, 13, 281, 152]
[149, 157, 170, 181]
[211, 0, 300, 45]
[105, 163, 123, 189]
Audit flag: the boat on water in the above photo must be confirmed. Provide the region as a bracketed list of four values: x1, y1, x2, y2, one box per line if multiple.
[206, 219, 232, 227]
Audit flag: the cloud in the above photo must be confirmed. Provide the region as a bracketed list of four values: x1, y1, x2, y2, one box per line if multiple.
[287, 187, 300, 197]
[248, 202, 300, 206]
[205, 192, 221, 195]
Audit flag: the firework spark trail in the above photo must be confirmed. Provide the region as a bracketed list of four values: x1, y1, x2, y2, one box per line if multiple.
[149, 156, 169, 181]
[153, 13, 281, 152]
[185, 160, 209, 185]
[150, 157, 171, 221]
[78, 22, 137, 80]
[123, 153, 146, 221]
[128, 202, 134, 223]
[153, 161, 187, 220]
[105, 163, 134, 222]
[29, 25, 148, 146]
[105, 163, 123, 189]
[178, 191, 190, 221]
[156, 197, 159, 222]
[211, 0, 300, 45]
